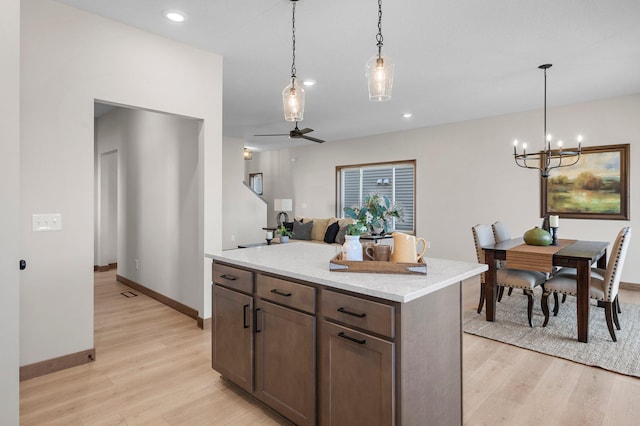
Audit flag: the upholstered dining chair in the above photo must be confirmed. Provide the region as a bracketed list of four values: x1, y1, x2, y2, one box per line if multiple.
[472, 224, 547, 327]
[541, 227, 632, 342]
[492, 221, 513, 300]
[492, 221, 511, 243]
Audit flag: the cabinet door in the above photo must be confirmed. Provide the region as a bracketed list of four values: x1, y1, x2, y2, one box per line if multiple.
[212, 285, 253, 393]
[255, 299, 316, 426]
[320, 321, 395, 426]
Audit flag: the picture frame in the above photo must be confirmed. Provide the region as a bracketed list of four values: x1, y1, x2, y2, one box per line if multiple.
[541, 144, 630, 220]
[249, 172, 263, 195]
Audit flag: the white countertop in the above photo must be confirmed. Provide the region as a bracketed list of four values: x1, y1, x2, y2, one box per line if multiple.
[207, 243, 486, 303]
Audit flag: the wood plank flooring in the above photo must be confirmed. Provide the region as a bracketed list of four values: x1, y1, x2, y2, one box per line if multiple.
[20, 270, 640, 425]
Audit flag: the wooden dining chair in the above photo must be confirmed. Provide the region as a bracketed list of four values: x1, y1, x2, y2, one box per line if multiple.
[541, 227, 632, 341]
[472, 224, 547, 326]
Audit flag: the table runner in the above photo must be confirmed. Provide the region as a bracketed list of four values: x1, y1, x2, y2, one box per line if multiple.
[506, 239, 577, 272]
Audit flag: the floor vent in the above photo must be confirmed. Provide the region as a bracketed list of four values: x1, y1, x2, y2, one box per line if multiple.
[121, 291, 138, 298]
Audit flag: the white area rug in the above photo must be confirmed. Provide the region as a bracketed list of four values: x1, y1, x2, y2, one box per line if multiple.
[463, 290, 640, 378]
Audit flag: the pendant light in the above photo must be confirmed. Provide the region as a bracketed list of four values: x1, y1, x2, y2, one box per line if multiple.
[366, 0, 394, 102]
[513, 64, 583, 178]
[282, 0, 305, 122]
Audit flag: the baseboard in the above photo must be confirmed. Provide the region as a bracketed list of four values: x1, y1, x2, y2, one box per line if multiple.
[116, 274, 199, 322]
[198, 316, 212, 330]
[95, 263, 118, 272]
[621, 282, 640, 291]
[20, 348, 95, 381]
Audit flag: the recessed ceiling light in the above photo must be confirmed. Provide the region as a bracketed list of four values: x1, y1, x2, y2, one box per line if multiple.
[402, 113, 413, 118]
[302, 79, 316, 87]
[164, 10, 187, 23]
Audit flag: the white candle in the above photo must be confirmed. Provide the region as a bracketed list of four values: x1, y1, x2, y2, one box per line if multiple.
[549, 215, 559, 228]
[266, 231, 273, 239]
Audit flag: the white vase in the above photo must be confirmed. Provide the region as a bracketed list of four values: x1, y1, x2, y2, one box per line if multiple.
[342, 235, 363, 261]
[280, 236, 289, 243]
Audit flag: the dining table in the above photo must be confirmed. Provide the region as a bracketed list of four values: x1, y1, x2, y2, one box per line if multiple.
[482, 238, 609, 343]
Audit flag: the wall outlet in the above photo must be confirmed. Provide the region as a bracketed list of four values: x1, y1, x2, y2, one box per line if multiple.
[135, 259, 139, 270]
[426, 241, 431, 249]
[231, 234, 236, 242]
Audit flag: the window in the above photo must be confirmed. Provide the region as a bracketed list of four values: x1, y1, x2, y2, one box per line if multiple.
[336, 160, 416, 233]
[249, 173, 263, 195]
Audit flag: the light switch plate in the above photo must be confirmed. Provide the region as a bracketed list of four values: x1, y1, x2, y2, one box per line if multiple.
[32, 214, 62, 231]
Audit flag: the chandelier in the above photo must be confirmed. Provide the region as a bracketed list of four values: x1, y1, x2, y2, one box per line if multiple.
[513, 64, 583, 178]
[366, 0, 394, 101]
[282, 0, 305, 122]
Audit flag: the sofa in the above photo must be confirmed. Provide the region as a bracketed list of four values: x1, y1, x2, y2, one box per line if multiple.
[279, 217, 353, 245]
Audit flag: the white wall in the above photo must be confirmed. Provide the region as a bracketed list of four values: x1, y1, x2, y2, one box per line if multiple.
[246, 149, 296, 227]
[250, 95, 640, 284]
[20, 0, 222, 366]
[96, 107, 202, 309]
[0, 0, 20, 422]
[223, 137, 268, 249]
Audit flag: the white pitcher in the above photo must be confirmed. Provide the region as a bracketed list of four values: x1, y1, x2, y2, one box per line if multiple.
[342, 235, 363, 261]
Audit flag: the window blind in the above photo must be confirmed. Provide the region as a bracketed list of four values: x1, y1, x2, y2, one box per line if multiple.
[338, 161, 415, 233]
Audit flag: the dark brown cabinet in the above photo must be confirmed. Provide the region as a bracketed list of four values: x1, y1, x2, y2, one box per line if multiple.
[319, 320, 394, 426]
[212, 260, 463, 426]
[211, 284, 253, 393]
[212, 264, 317, 425]
[255, 299, 316, 425]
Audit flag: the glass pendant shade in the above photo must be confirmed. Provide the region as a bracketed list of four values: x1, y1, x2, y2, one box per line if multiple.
[282, 79, 305, 122]
[366, 55, 394, 102]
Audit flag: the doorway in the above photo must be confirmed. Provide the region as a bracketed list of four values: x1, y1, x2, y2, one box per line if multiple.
[93, 101, 203, 334]
[96, 149, 117, 271]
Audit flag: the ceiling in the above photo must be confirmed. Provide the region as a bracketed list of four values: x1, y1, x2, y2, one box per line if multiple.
[59, 0, 640, 151]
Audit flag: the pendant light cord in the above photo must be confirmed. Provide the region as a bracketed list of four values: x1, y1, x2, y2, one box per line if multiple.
[376, 0, 384, 58]
[290, 1, 297, 80]
[543, 66, 547, 145]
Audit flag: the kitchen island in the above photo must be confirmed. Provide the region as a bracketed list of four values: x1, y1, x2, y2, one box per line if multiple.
[207, 242, 486, 426]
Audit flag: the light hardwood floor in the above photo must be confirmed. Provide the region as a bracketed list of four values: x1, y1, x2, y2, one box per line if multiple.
[20, 270, 640, 425]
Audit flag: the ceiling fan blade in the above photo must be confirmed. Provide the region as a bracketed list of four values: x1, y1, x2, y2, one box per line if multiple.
[254, 133, 289, 137]
[297, 128, 314, 135]
[301, 134, 325, 143]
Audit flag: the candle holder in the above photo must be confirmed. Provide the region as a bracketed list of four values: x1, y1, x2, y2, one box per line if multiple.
[550, 227, 558, 246]
[266, 237, 273, 245]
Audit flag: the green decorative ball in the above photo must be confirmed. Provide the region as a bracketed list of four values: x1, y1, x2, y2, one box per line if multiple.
[523, 226, 552, 246]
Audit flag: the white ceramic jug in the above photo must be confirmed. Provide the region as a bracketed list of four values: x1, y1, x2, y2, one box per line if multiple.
[342, 235, 363, 261]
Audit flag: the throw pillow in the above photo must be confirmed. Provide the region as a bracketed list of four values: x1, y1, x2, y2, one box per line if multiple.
[310, 218, 330, 241]
[335, 224, 349, 245]
[323, 221, 340, 244]
[293, 220, 313, 240]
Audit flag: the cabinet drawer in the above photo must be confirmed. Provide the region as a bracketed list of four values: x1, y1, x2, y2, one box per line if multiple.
[321, 290, 395, 338]
[212, 262, 253, 294]
[256, 274, 316, 314]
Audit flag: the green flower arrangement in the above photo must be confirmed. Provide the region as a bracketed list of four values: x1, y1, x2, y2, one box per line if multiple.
[343, 193, 404, 236]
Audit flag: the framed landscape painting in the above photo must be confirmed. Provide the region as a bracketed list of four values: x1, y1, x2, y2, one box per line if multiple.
[541, 144, 630, 220]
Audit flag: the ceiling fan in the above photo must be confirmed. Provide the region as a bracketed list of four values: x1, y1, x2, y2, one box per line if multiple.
[254, 122, 325, 143]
